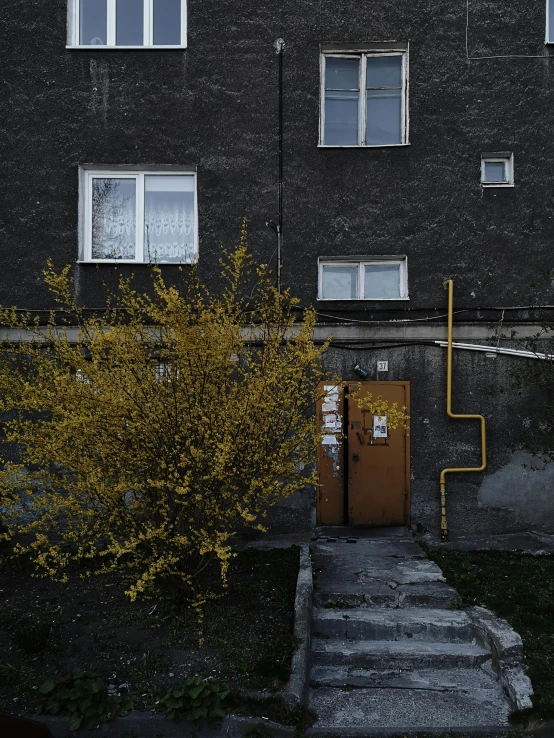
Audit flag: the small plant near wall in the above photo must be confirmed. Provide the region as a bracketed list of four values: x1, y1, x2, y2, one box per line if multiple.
[158, 675, 230, 725]
[38, 671, 135, 731]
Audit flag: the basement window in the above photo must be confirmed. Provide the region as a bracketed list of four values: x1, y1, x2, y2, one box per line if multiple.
[481, 153, 514, 187]
[69, 0, 187, 48]
[320, 47, 409, 147]
[548, 0, 554, 43]
[80, 168, 197, 263]
[318, 258, 408, 300]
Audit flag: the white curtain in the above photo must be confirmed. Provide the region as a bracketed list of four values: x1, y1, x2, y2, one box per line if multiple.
[144, 176, 195, 263]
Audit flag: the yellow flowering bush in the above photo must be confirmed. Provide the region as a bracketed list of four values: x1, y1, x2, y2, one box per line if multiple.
[0, 227, 407, 604]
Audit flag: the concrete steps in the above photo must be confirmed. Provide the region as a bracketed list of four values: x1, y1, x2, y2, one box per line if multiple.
[310, 665, 502, 691]
[312, 638, 492, 669]
[307, 537, 513, 734]
[308, 686, 511, 733]
[313, 607, 475, 642]
[314, 580, 461, 609]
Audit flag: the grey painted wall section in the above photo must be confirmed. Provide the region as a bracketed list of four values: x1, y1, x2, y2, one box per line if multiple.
[478, 451, 554, 531]
[2, 2, 554, 536]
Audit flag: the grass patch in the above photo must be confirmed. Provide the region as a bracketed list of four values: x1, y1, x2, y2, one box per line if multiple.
[425, 547, 554, 722]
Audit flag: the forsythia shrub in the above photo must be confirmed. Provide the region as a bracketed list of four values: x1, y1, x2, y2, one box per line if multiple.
[0, 226, 408, 604]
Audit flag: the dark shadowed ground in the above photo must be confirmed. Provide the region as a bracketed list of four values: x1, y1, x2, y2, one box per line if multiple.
[0, 546, 299, 716]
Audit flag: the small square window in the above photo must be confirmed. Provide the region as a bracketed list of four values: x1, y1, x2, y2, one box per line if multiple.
[319, 258, 408, 300]
[70, 0, 187, 48]
[320, 47, 409, 147]
[81, 168, 197, 263]
[481, 154, 514, 187]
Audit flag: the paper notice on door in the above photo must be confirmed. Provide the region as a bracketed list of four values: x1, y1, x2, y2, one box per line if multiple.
[322, 435, 339, 446]
[373, 415, 388, 438]
[324, 385, 339, 401]
[322, 402, 338, 412]
[324, 414, 337, 427]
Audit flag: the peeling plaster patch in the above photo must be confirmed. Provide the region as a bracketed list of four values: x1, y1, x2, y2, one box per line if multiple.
[478, 451, 554, 529]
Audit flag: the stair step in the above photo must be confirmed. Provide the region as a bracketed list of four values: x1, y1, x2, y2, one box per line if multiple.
[307, 685, 510, 732]
[312, 639, 491, 669]
[314, 580, 461, 609]
[313, 607, 474, 642]
[310, 665, 500, 691]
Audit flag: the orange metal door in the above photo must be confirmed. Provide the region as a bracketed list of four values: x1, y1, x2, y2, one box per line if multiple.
[316, 383, 345, 525]
[347, 382, 410, 527]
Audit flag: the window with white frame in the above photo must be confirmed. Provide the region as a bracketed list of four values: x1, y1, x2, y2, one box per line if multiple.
[481, 153, 514, 187]
[320, 48, 408, 147]
[81, 169, 197, 263]
[70, 0, 187, 47]
[318, 258, 408, 300]
[547, 0, 554, 43]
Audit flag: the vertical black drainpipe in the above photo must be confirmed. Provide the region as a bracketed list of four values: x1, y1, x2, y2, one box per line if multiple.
[275, 38, 285, 294]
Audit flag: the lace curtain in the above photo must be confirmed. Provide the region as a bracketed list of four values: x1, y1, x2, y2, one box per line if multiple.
[91, 177, 195, 262]
[144, 204, 194, 262]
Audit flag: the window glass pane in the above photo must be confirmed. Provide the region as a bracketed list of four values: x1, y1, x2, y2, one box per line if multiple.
[364, 264, 401, 299]
[116, 0, 144, 45]
[484, 161, 507, 182]
[325, 57, 360, 90]
[80, 0, 107, 45]
[153, 0, 181, 45]
[366, 56, 402, 88]
[324, 90, 359, 145]
[366, 89, 402, 145]
[144, 176, 195, 263]
[321, 266, 359, 299]
[550, 2, 554, 41]
[92, 179, 136, 259]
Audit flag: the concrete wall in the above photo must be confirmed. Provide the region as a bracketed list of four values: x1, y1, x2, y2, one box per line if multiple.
[2, 1, 554, 536]
[267, 329, 554, 537]
[2, 1, 554, 311]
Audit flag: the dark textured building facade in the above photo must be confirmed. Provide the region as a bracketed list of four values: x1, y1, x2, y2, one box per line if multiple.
[3, 0, 554, 538]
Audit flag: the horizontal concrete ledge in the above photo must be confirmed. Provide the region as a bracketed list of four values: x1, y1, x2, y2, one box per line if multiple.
[0, 321, 551, 344]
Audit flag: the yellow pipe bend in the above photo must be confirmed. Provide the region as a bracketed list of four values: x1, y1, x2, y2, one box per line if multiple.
[439, 280, 487, 542]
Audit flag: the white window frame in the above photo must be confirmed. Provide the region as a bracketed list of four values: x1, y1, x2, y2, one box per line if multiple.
[318, 257, 409, 301]
[481, 153, 514, 188]
[80, 168, 198, 264]
[319, 48, 409, 148]
[68, 0, 187, 49]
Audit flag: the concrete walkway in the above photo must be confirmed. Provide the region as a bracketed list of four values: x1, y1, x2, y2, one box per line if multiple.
[308, 534, 514, 734]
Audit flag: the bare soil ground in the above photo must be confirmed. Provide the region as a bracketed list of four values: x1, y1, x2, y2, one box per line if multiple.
[0, 545, 299, 717]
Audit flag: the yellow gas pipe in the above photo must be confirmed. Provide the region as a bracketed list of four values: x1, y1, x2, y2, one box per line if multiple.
[439, 280, 487, 542]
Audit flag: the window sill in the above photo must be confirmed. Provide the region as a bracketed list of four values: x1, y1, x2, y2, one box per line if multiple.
[77, 260, 195, 265]
[317, 297, 410, 302]
[318, 143, 410, 149]
[66, 45, 187, 50]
